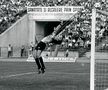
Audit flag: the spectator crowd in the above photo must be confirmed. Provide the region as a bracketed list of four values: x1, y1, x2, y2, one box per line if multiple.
[0, 0, 27, 34]
[54, 0, 108, 51]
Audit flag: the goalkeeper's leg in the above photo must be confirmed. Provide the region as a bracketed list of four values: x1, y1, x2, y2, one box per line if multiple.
[35, 58, 41, 74]
[39, 57, 45, 73]
[33, 42, 46, 74]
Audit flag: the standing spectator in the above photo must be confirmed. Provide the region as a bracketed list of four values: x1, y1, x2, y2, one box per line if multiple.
[8, 44, 12, 58]
[78, 38, 85, 57]
[21, 45, 25, 57]
[86, 40, 91, 50]
[29, 42, 34, 56]
[30, 42, 34, 51]
[65, 49, 69, 57]
[72, 39, 76, 48]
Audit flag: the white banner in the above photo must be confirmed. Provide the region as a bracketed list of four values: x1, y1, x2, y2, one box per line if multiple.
[27, 6, 83, 14]
[27, 56, 77, 62]
[27, 6, 83, 21]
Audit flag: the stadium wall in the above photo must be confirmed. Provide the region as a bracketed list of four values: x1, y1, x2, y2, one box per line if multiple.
[0, 15, 29, 47]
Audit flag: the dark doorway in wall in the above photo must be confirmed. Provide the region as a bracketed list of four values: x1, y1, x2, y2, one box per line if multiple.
[44, 21, 60, 36]
[35, 21, 60, 41]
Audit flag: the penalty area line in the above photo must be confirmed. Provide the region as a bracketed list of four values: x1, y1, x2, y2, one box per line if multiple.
[0, 72, 36, 79]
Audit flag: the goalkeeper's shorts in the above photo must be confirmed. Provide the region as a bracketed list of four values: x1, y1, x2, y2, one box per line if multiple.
[35, 41, 46, 51]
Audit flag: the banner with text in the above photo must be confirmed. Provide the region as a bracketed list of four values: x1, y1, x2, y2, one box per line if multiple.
[27, 6, 83, 20]
[27, 6, 83, 13]
[27, 56, 77, 62]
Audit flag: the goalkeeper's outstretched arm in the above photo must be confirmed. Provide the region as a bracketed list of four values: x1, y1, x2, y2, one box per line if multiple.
[53, 20, 73, 36]
[52, 10, 82, 36]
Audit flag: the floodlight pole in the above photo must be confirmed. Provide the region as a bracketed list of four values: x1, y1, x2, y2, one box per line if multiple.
[90, 8, 96, 90]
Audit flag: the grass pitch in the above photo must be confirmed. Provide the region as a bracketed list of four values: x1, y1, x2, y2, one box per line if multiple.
[0, 61, 90, 90]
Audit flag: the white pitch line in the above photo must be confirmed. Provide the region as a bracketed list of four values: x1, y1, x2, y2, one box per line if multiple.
[0, 71, 89, 79]
[0, 72, 36, 79]
[48, 72, 90, 75]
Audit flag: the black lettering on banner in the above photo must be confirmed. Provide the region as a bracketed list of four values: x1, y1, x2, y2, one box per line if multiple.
[28, 8, 42, 12]
[73, 7, 81, 12]
[64, 8, 71, 12]
[28, 8, 33, 12]
[44, 8, 46, 12]
[34, 8, 42, 12]
[48, 8, 62, 12]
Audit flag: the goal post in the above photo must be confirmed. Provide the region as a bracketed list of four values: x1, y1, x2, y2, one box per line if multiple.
[90, 8, 96, 90]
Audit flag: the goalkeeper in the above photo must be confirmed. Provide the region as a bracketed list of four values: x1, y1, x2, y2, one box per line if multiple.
[33, 16, 74, 74]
